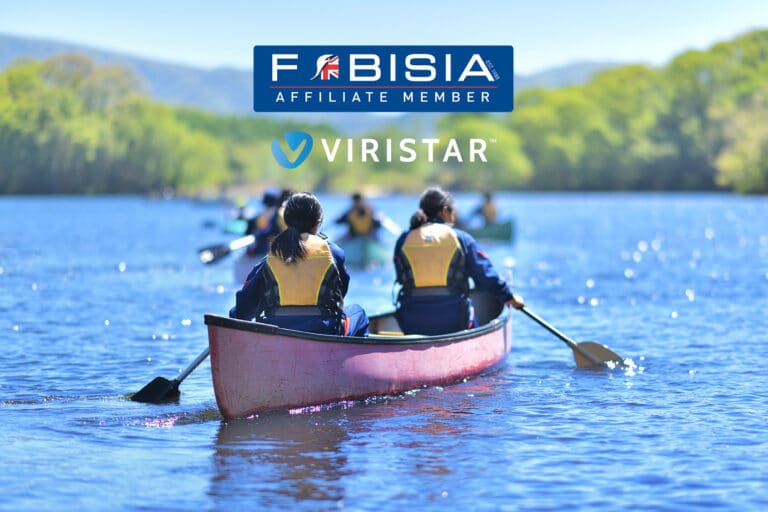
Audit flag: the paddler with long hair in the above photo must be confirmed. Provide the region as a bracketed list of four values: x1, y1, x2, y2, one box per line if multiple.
[230, 192, 369, 336]
[394, 186, 524, 335]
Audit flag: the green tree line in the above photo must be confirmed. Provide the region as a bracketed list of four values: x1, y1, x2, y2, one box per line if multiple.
[1, 29, 766, 195]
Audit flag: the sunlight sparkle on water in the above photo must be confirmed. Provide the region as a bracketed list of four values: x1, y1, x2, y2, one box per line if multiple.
[143, 416, 179, 428]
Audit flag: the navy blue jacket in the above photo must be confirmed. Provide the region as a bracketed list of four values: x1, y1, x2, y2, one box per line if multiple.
[230, 240, 350, 335]
[393, 219, 513, 335]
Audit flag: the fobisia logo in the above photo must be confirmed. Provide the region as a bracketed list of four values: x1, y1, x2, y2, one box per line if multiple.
[271, 131, 314, 169]
[254, 45, 514, 113]
[311, 54, 340, 80]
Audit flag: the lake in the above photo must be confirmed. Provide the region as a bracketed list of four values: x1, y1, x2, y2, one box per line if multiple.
[1, 193, 767, 511]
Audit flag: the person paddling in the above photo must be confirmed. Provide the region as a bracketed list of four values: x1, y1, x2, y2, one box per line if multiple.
[334, 192, 383, 240]
[473, 190, 498, 226]
[393, 186, 524, 335]
[230, 192, 369, 336]
[243, 187, 293, 256]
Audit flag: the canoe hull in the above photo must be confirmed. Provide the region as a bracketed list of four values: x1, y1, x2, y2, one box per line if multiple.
[464, 220, 515, 242]
[205, 297, 511, 419]
[335, 236, 390, 268]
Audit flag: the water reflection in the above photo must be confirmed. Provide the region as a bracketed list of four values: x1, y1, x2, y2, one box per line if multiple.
[210, 412, 350, 509]
[207, 379, 503, 509]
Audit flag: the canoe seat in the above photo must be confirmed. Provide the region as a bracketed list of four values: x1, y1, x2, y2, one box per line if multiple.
[376, 330, 405, 336]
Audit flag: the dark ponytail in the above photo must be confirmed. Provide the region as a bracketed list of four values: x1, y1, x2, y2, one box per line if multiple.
[270, 192, 323, 263]
[409, 209, 428, 229]
[409, 186, 455, 229]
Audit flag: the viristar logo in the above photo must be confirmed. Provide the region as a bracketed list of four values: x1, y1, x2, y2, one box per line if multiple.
[271, 131, 314, 169]
[270, 131, 491, 169]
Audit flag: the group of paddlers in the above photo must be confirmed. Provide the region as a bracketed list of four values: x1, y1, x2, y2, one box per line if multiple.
[228, 186, 523, 337]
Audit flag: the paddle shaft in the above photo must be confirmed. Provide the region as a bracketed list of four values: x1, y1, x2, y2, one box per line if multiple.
[378, 215, 401, 236]
[177, 347, 210, 383]
[228, 234, 255, 251]
[199, 234, 255, 264]
[520, 307, 602, 366]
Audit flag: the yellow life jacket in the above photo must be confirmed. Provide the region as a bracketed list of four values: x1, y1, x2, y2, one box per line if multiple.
[263, 234, 343, 314]
[396, 223, 467, 295]
[347, 207, 374, 236]
[481, 202, 497, 224]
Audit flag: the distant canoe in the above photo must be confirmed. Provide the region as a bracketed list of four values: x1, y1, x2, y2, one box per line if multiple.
[336, 236, 390, 268]
[464, 220, 515, 242]
[205, 292, 511, 419]
[223, 219, 247, 235]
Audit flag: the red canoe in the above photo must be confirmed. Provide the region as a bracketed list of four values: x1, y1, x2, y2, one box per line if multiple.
[204, 293, 512, 419]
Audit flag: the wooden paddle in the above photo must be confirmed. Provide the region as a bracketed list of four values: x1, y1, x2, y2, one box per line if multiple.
[520, 306, 624, 368]
[198, 234, 255, 264]
[130, 348, 210, 403]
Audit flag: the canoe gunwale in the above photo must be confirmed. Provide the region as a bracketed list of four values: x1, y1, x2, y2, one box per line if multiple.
[204, 306, 509, 347]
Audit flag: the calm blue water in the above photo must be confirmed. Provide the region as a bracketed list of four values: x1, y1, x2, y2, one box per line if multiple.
[1, 193, 767, 511]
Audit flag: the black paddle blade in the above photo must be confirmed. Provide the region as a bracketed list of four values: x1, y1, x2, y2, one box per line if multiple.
[130, 376, 181, 403]
[198, 243, 230, 264]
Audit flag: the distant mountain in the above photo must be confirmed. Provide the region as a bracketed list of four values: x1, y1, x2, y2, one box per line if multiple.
[516, 61, 621, 90]
[0, 33, 618, 133]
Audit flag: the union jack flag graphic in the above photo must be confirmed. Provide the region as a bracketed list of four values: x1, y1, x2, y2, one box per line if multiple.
[311, 54, 339, 80]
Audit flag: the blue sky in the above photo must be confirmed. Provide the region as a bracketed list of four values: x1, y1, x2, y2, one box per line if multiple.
[0, 0, 765, 74]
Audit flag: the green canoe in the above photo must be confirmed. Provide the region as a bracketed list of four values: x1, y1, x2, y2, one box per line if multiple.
[336, 236, 391, 268]
[463, 219, 515, 242]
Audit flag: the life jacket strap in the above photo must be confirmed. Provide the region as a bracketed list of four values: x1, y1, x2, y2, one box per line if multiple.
[271, 306, 324, 316]
[408, 286, 453, 296]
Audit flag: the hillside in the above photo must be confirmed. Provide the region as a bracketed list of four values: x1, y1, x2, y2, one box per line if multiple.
[0, 32, 617, 133]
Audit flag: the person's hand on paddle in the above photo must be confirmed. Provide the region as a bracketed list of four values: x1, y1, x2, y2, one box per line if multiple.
[506, 294, 525, 309]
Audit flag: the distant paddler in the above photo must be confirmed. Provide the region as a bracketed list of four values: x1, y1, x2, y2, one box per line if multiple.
[334, 192, 385, 240]
[244, 187, 292, 256]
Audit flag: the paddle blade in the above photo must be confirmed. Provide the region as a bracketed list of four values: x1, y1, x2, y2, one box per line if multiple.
[198, 243, 231, 264]
[573, 341, 625, 369]
[130, 376, 180, 403]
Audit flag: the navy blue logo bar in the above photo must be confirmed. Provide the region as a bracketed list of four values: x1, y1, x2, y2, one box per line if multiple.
[253, 45, 514, 113]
